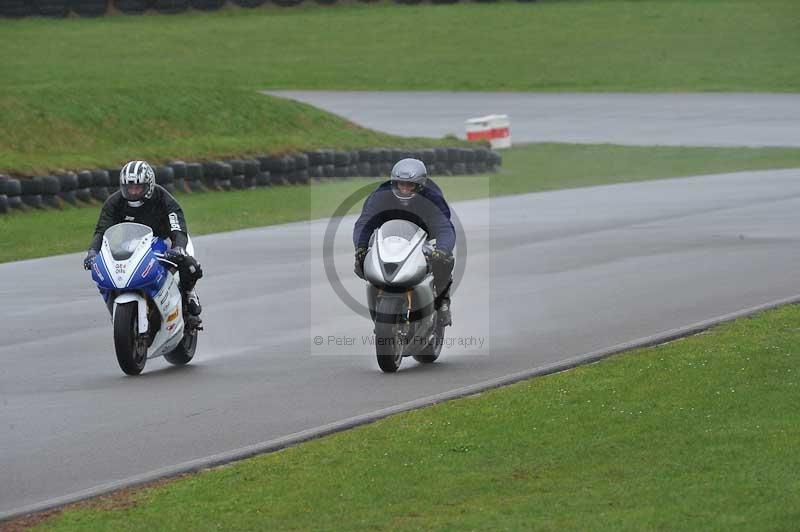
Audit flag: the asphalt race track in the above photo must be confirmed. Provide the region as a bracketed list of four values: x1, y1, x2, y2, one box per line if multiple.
[265, 91, 800, 147]
[3, 167, 800, 517]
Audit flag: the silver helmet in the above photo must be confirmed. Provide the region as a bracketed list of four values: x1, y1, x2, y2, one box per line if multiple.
[390, 158, 427, 203]
[119, 160, 155, 204]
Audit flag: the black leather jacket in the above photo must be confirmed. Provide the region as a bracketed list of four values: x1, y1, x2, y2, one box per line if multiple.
[89, 185, 188, 252]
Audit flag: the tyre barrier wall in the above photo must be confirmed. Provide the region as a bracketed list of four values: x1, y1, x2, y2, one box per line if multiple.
[1, 0, 533, 17]
[0, 147, 501, 214]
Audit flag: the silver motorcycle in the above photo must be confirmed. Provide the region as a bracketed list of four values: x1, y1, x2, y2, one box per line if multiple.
[364, 220, 447, 373]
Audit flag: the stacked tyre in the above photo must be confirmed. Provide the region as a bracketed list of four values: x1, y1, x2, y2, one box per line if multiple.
[155, 166, 175, 194]
[40, 176, 62, 209]
[0, 175, 8, 215]
[253, 156, 271, 187]
[229, 160, 246, 190]
[58, 172, 79, 205]
[20, 178, 44, 209]
[0, 146, 500, 217]
[35, 0, 70, 17]
[306, 150, 324, 180]
[71, 0, 109, 16]
[115, 0, 151, 12]
[76, 171, 94, 203]
[153, 0, 189, 12]
[243, 159, 260, 188]
[292, 153, 310, 185]
[190, 0, 224, 9]
[255, 155, 273, 187]
[0, 0, 33, 17]
[321, 150, 336, 179]
[169, 161, 188, 192]
[220, 162, 233, 190]
[185, 162, 205, 192]
[264, 156, 292, 186]
[348, 150, 360, 178]
[4, 178, 22, 211]
[91, 170, 110, 201]
[333, 151, 350, 179]
[202, 161, 232, 191]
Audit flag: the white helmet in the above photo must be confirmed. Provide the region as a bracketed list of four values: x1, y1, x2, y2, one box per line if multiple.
[119, 160, 155, 204]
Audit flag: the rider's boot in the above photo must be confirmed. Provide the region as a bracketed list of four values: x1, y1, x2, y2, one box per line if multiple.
[437, 297, 452, 327]
[185, 289, 202, 317]
[434, 280, 452, 327]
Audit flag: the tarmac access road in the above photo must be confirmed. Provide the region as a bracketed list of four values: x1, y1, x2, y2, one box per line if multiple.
[265, 91, 800, 147]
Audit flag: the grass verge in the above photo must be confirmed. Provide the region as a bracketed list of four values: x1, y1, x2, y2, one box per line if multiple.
[28, 301, 800, 530]
[3, 142, 800, 264]
[0, 89, 456, 174]
[1, 1, 799, 172]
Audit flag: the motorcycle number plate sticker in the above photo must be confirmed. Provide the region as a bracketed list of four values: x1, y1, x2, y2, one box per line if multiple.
[115, 262, 127, 285]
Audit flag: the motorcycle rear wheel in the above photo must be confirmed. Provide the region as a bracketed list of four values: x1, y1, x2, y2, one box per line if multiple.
[114, 302, 147, 375]
[375, 297, 406, 373]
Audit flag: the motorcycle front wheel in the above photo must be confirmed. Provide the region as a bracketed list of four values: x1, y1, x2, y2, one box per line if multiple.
[164, 326, 198, 366]
[413, 321, 444, 364]
[113, 302, 147, 375]
[375, 297, 406, 373]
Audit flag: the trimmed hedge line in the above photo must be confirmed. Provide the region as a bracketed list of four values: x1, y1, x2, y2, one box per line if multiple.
[0, 146, 501, 215]
[0, 0, 533, 17]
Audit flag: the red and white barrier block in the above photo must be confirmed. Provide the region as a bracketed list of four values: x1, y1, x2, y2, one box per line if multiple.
[465, 114, 511, 149]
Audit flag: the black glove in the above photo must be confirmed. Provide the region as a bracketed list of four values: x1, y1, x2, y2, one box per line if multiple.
[83, 249, 97, 270]
[354, 247, 368, 279]
[164, 246, 186, 263]
[430, 248, 454, 266]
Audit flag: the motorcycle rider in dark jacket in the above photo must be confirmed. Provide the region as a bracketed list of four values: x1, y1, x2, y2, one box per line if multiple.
[353, 158, 455, 325]
[83, 160, 203, 317]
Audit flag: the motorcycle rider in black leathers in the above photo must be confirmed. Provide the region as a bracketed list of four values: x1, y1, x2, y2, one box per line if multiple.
[353, 158, 455, 326]
[83, 160, 203, 317]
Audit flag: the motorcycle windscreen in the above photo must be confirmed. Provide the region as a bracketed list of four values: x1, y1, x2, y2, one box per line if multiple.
[104, 223, 153, 261]
[375, 220, 423, 242]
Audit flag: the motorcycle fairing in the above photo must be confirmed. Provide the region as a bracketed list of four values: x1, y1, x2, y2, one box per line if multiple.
[365, 225, 428, 287]
[146, 272, 185, 358]
[367, 276, 437, 321]
[93, 239, 168, 301]
[91, 252, 113, 289]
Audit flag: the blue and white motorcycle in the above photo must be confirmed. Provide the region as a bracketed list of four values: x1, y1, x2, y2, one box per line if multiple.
[88, 222, 200, 375]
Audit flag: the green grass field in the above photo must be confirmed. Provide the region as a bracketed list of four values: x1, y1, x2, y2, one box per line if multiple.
[3, 142, 800, 264]
[3, 1, 797, 92]
[2, 0, 799, 173]
[28, 301, 800, 531]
